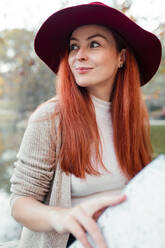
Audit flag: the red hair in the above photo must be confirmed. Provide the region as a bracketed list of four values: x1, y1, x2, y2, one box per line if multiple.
[111, 49, 152, 179]
[54, 46, 152, 180]
[56, 54, 106, 178]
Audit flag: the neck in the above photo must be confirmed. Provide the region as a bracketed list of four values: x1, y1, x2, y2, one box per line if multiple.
[86, 83, 113, 102]
[87, 89, 111, 102]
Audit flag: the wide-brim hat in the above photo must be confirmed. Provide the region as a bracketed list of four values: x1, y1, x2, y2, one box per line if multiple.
[34, 2, 162, 85]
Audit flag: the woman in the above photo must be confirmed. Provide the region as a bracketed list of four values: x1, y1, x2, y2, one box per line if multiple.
[10, 2, 162, 248]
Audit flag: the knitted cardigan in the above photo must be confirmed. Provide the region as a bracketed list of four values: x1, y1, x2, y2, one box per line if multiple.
[10, 97, 71, 248]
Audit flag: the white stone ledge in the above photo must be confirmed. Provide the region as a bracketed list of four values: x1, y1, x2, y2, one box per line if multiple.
[0, 240, 19, 248]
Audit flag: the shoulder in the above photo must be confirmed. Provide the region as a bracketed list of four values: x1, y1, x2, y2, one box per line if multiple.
[29, 95, 60, 123]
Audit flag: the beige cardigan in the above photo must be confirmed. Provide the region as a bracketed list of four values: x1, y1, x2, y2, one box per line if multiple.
[10, 98, 71, 248]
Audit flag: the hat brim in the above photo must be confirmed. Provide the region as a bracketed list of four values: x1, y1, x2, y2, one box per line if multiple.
[34, 3, 162, 85]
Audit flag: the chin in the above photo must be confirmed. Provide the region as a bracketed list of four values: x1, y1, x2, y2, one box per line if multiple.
[75, 79, 91, 88]
[76, 82, 90, 88]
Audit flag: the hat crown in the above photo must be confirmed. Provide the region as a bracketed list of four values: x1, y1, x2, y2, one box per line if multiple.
[89, 2, 107, 6]
[34, 1, 162, 84]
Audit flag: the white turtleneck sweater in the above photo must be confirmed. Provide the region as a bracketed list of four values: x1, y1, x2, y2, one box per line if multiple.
[71, 94, 129, 206]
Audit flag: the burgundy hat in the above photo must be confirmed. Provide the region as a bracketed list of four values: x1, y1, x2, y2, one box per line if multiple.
[34, 2, 162, 85]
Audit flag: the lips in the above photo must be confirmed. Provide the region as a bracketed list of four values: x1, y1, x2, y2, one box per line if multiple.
[75, 67, 93, 74]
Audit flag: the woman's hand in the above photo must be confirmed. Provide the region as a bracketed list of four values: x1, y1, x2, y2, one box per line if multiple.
[49, 194, 126, 248]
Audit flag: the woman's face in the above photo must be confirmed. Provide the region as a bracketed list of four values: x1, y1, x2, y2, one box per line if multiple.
[68, 24, 124, 100]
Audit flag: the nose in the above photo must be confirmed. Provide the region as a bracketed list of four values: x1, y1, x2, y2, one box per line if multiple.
[76, 47, 88, 61]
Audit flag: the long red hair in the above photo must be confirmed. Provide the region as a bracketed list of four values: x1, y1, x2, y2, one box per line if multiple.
[50, 31, 152, 180]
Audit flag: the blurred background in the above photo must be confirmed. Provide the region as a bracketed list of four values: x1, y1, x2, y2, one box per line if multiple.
[0, 0, 165, 243]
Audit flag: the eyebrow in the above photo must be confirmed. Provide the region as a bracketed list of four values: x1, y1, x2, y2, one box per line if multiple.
[70, 33, 108, 42]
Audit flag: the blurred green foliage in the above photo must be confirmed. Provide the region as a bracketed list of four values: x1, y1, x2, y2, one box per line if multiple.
[151, 125, 165, 157]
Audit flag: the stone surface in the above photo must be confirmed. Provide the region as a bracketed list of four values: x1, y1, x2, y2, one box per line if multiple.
[70, 155, 165, 248]
[0, 240, 19, 248]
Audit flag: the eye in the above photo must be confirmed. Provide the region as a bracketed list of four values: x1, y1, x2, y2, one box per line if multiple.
[69, 44, 79, 52]
[90, 41, 100, 48]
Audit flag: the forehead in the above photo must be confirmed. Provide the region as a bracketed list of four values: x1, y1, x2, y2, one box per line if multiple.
[70, 24, 114, 39]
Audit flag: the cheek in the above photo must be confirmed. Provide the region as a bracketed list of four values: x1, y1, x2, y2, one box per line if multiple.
[94, 52, 113, 66]
[68, 56, 73, 70]
[103, 53, 119, 70]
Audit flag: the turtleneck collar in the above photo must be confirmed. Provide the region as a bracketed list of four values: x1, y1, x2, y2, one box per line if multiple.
[90, 94, 111, 117]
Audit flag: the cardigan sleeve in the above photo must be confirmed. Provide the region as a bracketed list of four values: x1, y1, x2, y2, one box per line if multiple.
[10, 100, 59, 208]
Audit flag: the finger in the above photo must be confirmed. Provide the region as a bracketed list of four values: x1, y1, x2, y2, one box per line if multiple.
[93, 207, 107, 221]
[66, 217, 93, 248]
[82, 194, 127, 216]
[75, 206, 108, 248]
[110, 194, 127, 206]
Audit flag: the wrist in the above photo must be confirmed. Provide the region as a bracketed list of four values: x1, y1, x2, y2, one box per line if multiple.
[48, 206, 64, 233]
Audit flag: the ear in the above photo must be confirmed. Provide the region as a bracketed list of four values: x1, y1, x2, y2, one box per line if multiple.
[118, 49, 126, 68]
